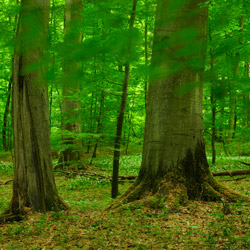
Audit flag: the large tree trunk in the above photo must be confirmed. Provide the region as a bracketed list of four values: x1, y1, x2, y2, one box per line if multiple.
[0, 0, 68, 221]
[58, 0, 83, 169]
[110, 0, 249, 209]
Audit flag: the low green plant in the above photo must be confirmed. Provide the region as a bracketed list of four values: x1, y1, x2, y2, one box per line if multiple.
[0, 161, 13, 174]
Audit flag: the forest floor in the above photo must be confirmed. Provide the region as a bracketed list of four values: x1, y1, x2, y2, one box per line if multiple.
[1, 151, 250, 249]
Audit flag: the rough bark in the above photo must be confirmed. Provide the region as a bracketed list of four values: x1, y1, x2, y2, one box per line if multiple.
[112, 0, 138, 198]
[0, 0, 68, 222]
[109, 0, 249, 209]
[58, 0, 83, 169]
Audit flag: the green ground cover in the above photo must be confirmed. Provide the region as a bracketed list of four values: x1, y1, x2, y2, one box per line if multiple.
[1, 151, 250, 249]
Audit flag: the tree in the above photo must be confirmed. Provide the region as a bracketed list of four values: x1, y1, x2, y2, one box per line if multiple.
[112, 0, 138, 198]
[0, 0, 67, 222]
[225, 16, 244, 147]
[58, 0, 83, 169]
[2, 77, 12, 152]
[110, 0, 248, 208]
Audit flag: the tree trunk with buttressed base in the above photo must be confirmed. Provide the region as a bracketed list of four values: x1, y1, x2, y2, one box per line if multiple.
[109, 0, 249, 209]
[0, 0, 68, 222]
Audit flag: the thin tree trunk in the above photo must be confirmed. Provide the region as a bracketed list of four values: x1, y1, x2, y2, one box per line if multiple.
[245, 62, 250, 125]
[2, 0, 19, 152]
[90, 91, 105, 164]
[125, 111, 132, 155]
[112, 0, 138, 198]
[2, 78, 12, 151]
[86, 92, 94, 154]
[209, 27, 216, 165]
[144, 23, 148, 109]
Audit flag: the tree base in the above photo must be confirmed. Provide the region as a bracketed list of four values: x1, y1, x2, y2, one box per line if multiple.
[108, 173, 250, 211]
[0, 213, 24, 224]
[0, 195, 70, 224]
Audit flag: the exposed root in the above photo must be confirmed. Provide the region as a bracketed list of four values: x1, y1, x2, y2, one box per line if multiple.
[108, 174, 250, 212]
[108, 178, 189, 211]
[0, 213, 24, 224]
[0, 195, 70, 224]
[207, 174, 250, 202]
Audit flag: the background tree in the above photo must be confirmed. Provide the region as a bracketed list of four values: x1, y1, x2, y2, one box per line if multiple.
[112, 0, 138, 198]
[58, 0, 83, 169]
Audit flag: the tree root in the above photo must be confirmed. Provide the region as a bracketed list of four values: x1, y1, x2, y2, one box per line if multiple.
[206, 174, 250, 202]
[0, 213, 24, 224]
[0, 195, 70, 224]
[107, 174, 250, 211]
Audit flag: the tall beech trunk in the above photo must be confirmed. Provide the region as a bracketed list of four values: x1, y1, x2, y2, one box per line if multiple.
[58, 0, 83, 168]
[111, 0, 138, 198]
[1, 0, 67, 221]
[2, 78, 12, 151]
[109, 0, 249, 209]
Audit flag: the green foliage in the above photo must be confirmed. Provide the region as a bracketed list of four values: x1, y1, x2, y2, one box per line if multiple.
[92, 153, 141, 175]
[0, 161, 13, 175]
[66, 176, 109, 191]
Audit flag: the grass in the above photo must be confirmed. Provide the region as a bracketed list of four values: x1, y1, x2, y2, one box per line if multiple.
[1, 149, 250, 249]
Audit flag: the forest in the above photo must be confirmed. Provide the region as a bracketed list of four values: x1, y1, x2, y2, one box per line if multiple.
[1, 0, 250, 249]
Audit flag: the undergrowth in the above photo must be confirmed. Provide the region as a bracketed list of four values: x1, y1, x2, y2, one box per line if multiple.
[1, 151, 250, 249]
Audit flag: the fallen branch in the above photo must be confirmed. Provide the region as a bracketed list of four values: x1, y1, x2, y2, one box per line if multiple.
[55, 169, 137, 183]
[57, 167, 250, 180]
[239, 161, 250, 166]
[0, 179, 13, 185]
[219, 177, 247, 182]
[212, 169, 250, 177]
